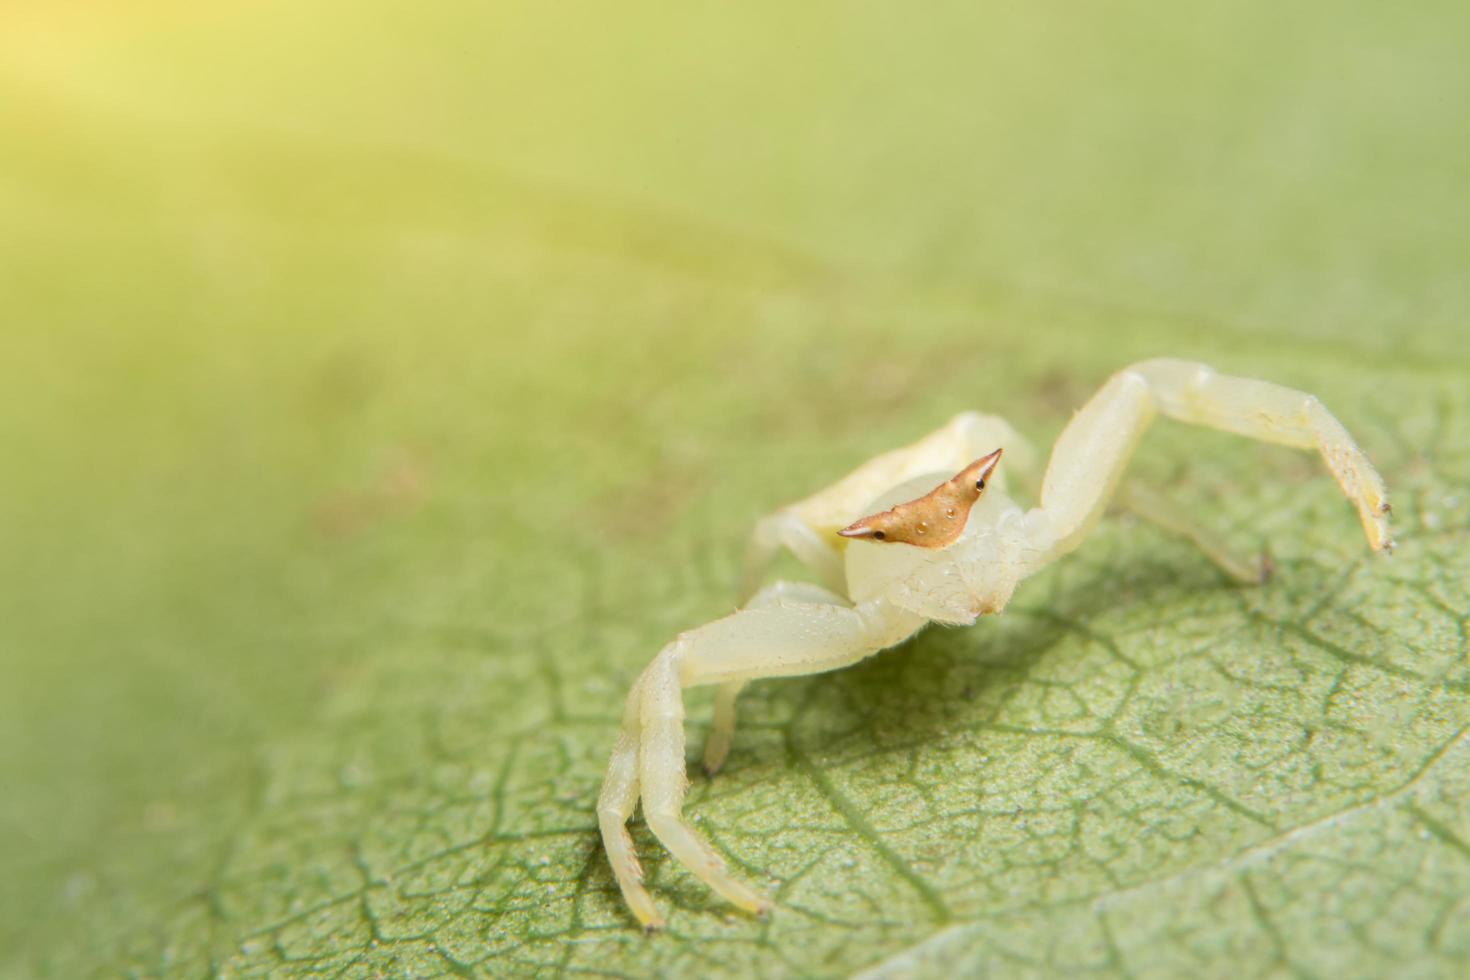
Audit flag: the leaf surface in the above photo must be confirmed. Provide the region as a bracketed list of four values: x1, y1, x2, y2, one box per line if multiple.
[3, 3, 1469, 977]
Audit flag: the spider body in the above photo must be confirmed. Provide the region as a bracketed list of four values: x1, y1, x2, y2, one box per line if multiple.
[844, 468, 1036, 625]
[598, 359, 1391, 930]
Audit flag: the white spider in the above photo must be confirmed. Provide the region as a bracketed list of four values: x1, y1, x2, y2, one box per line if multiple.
[597, 359, 1392, 930]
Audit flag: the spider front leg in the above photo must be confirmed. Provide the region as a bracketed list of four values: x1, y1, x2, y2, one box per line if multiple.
[597, 590, 924, 929]
[703, 582, 850, 776]
[1033, 359, 1392, 561]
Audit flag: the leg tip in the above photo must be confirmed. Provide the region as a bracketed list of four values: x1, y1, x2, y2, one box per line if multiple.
[1362, 502, 1393, 553]
[702, 741, 731, 778]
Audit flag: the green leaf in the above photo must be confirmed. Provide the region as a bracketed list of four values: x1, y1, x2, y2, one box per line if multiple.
[4, 2, 1469, 977]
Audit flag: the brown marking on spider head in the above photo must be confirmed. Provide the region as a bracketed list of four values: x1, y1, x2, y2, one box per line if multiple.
[838, 449, 1003, 548]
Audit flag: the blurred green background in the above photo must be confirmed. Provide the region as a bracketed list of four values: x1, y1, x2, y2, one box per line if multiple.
[3, 1, 1469, 976]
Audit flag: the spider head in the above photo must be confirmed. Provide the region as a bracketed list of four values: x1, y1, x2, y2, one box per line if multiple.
[837, 449, 1002, 548]
[841, 450, 1031, 624]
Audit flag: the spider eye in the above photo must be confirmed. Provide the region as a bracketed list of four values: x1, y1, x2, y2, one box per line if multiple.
[872, 530, 886, 540]
[975, 478, 986, 491]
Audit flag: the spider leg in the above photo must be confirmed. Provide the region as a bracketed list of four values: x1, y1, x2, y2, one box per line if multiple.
[596, 681, 664, 930]
[1116, 481, 1271, 584]
[741, 511, 846, 602]
[703, 581, 850, 776]
[601, 591, 924, 926]
[702, 680, 746, 777]
[1033, 359, 1391, 561]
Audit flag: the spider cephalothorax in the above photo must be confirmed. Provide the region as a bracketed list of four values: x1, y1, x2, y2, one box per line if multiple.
[837, 448, 1003, 548]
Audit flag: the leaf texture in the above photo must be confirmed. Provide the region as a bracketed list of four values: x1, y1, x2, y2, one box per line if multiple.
[2, 2, 1468, 977]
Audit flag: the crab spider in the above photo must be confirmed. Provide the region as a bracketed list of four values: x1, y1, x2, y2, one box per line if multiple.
[597, 358, 1391, 930]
